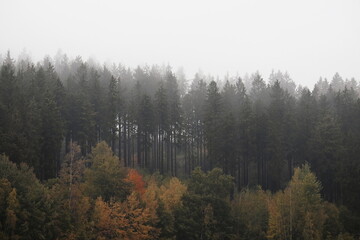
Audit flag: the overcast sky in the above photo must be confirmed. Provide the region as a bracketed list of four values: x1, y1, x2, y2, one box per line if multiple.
[1, 0, 359, 87]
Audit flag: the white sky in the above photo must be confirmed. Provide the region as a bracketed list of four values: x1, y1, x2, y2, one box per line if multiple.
[0, 0, 359, 87]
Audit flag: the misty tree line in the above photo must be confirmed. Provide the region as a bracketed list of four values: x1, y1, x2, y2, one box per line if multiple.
[1, 51, 360, 217]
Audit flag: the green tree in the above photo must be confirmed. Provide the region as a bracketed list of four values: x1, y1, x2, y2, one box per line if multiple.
[84, 141, 131, 201]
[231, 187, 269, 240]
[138, 94, 155, 169]
[204, 81, 222, 170]
[182, 77, 207, 174]
[104, 76, 119, 152]
[175, 168, 234, 240]
[295, 89, 318, 166]
[154, 82, 169, 174]
[236, 77, 255, 188]
[267, 81, 296, 191]
[0, 154, 59, 239]
[221, 81, 238, 176]
[0, 52, 27, 169]
[165, 68, 182, 176]
[249, 73, 269, 188]
[49, 142, 92, 239]
[309, 113, 343, 202]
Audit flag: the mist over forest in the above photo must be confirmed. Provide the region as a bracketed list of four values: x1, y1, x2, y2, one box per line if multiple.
[0, 50, 360, 239]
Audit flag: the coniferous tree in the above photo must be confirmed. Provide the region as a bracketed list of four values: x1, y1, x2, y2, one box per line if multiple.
[165, 68, 181, 176]
[309, 113, 343, 202]
[250, 73, 269, 188]
[221, 80, 237, 176]
[175, 168, 234, 240]
[155, 82, 168, 174]
[138, 94, 155, 169]
[236, 77, 255, 188]
[295, 89, 318, 166]
[1, 52, 360, 236]
[183, 77, 207, 174]
[204, 81, 222, 171]
[105, 76, 119, 153]
[267, 81, 287, 191]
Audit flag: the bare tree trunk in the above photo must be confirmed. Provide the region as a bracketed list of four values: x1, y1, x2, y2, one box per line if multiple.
[118, 116, 122, 164]
[170, 129, 173, 175]
[191, 136, 195, 173]
[160, 130, 164, 174]
[128, 121, 132, 167]
[132, 136, 135, 168]
[166, 132, 170, 174]
[174, 131, 177, 177]
[123, 119, 127, 167]
[238, 157, 241, 191]
[137, 126, 141, 167]
[184, 136, 188, 176]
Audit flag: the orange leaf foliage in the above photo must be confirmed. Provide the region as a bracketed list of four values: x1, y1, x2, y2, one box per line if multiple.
[126, 169, 145, 195]
[93, 193, 160, 240]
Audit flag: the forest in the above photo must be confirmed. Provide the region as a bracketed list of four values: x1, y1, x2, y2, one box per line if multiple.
[0, 51, 360, 239]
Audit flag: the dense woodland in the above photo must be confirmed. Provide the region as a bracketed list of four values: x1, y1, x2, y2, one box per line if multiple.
[0, 51, 360, 239]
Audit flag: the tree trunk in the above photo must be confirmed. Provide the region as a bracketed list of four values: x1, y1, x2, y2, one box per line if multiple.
[123, 119, 127, 167]
[174, 132, 177, 177]
[118, 116, 122, 164]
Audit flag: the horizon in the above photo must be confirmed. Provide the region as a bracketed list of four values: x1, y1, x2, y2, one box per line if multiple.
[0, 49, 355, 91]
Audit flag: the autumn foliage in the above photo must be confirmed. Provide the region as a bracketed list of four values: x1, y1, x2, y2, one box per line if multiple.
[93, 193, 159, 240]
[126, 169, 146, 196]
[0, 143, 357, 240]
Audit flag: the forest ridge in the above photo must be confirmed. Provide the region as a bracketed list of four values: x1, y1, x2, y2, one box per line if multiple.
[0, 51, 360, 239]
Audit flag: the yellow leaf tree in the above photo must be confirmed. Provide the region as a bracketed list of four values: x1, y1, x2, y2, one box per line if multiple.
[267, 164, 326, 240]
[93, 192, 160, 240]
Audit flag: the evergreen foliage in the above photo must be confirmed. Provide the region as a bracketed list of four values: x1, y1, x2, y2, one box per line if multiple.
[0, 53, 360, 238]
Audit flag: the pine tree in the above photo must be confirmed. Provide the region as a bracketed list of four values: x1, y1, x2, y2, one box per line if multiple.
[183, 77, 207, 174]
[138, 94, 155, 169]
[295, 88, 318, 166]
[267, 81, 296, 191]
[155, 82, 168, 174]
[309, 113, 343, 202]
[204, 81, 222, 170]
[249, 73, 269, 188]
[175, 168, 234, 239]
[0, 52, 22, 166]
[165, 68, 181, 176]
[106, 76, 119, 152]
[238, 96, 255, 188]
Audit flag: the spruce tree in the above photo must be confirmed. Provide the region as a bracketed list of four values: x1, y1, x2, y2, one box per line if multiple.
[204, 81, 222, 171]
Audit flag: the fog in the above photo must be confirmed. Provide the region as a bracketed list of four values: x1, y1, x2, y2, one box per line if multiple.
[1, 0, 360, 87]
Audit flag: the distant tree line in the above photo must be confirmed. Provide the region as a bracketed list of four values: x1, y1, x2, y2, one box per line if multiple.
[1, 51, 360, 231]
